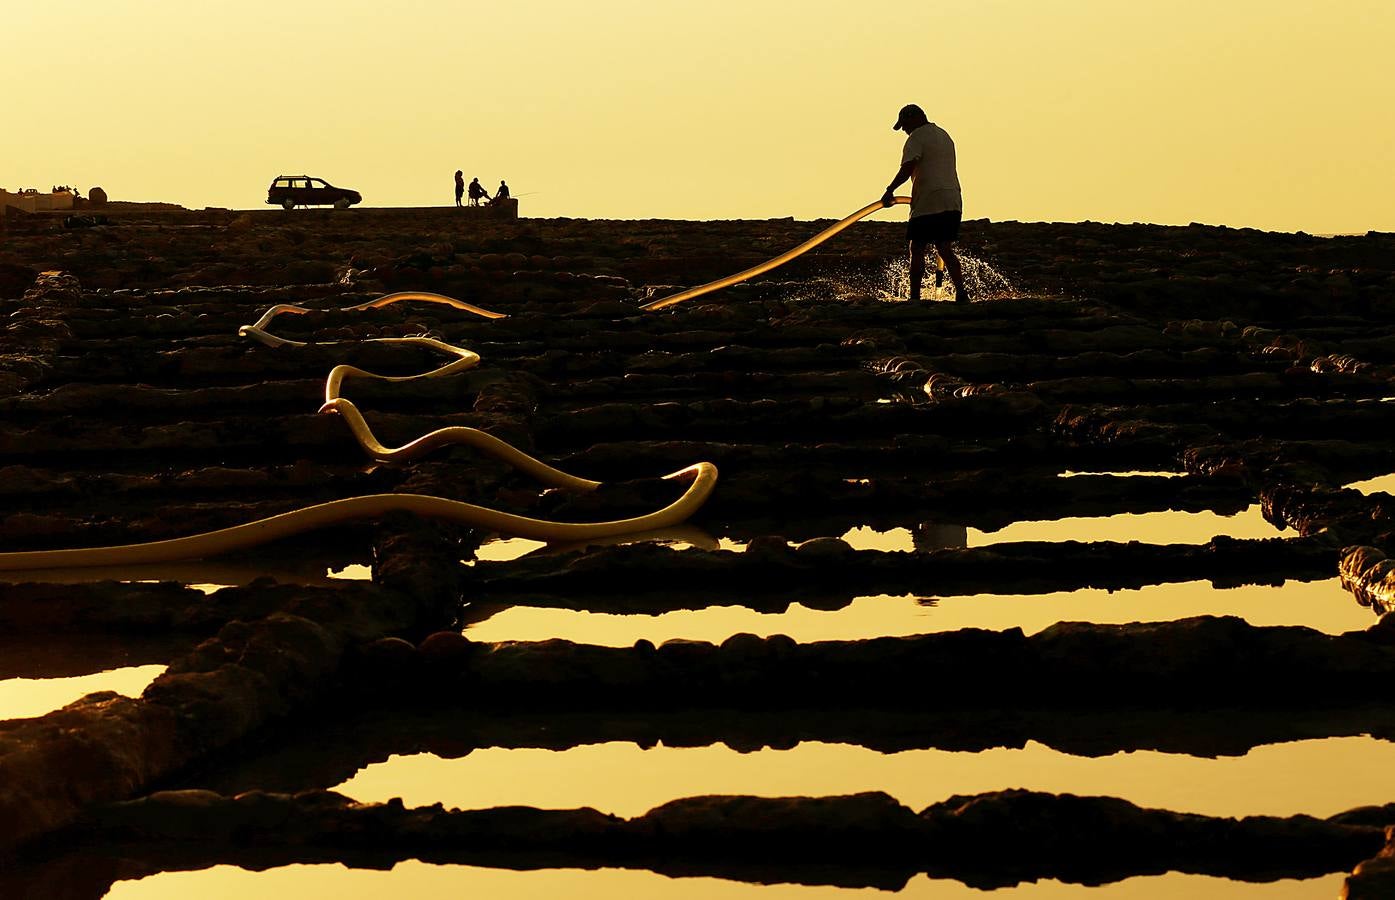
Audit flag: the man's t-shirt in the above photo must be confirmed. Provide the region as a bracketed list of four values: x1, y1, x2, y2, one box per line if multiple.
[901, 123, 962, 217]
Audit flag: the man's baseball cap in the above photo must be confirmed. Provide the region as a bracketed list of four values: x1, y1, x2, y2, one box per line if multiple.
[893, 104, 925, 131]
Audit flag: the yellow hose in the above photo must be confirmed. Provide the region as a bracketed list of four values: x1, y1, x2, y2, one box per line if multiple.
[0, 465, 716, 571]
[320, 398, 601, 490]
[642, 197, 921, 311]
[237, 291, 506, 348]
[320, 339, 481, 404]
[1, 292, 718, 571]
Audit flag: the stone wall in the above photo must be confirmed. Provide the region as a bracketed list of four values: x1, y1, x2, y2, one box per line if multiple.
[0, 189, 75, 214]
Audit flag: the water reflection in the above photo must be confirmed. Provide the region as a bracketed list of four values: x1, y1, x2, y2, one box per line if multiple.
[0, 559, 349, 589]
[461, 506, 1280, 566]
[970, 505, 1286, 545]
[473, 536, 548, 562]
[104, 859, 1344, 900]
[468, 527, 733, 565]
[842, 524, 965, 552]
[463, 579, 1373, 646]
[841, 506, 1286, 550]
[1345, 473, 1395, 496]
[326, 564, 372, 580]
[0, 664, 163, 721]
[190, 703, 1395, 798]
[333, 736, 1395, 821]
[0, 633, 185, 680]
[1057, 471, 1184, 478]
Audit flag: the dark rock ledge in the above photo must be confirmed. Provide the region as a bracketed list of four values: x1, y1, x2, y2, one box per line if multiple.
[1346, 825, 1395, 899]
[0, 522, 459, 851]
[1342, 545, 1395, 615]
[348, 614, 1395, 708]
[466, 537, 1339, 605]
[16, 788, 1381, 895]
[191, 704, 1395, 799]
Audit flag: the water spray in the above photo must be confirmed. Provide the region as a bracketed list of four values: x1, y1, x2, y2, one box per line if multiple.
[641, 197, 941, 310]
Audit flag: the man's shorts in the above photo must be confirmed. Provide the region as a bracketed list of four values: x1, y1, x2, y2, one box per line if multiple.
[907, 209, 962, 243]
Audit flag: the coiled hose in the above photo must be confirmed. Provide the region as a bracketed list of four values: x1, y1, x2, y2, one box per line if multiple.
[2, 197, 921, 571]
[0, 292, 717, 571]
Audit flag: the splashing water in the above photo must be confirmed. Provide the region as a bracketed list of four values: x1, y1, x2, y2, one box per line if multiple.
[878, 251, 1017, 303]
[782, 252, 1016, 305]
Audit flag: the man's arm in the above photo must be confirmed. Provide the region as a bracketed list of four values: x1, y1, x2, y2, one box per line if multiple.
[881, 159, 917, 206]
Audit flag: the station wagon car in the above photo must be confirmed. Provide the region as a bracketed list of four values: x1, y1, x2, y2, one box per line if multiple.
[266, 176, 362, 210]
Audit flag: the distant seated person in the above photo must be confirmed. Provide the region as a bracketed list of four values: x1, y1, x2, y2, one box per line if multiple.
[467, 177, 489, 207]
[490, 180, 511, 203]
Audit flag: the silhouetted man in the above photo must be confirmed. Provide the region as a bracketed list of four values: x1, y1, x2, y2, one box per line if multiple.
[494, 180, 510, 202]
[467, 177, 489, 207]
[454, 170, 464, 207]
[881, 104, 969, 303]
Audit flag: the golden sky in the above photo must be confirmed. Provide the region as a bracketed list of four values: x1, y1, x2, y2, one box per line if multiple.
[8, 0, 1393, 231]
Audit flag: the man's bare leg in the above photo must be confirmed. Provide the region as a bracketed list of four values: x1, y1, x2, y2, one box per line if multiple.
[908, 239, 928, 303]
[937, 241, 970, 303]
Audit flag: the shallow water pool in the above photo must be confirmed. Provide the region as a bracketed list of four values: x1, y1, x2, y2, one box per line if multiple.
[334, 735, 1395, 821]
[326, 563, 372, 580]
[1056, 470, 1184, 478]
[103, 859, 1346, 900]
[1345, 473, 1395, 496]
[463, 578, 1373, 647]
[0, 665, 164, 721]
[469, 532, 743, 563]
[841, 504, 1288, 551]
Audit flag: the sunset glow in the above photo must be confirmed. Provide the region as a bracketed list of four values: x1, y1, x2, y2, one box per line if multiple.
[8, 0, 1392, 230]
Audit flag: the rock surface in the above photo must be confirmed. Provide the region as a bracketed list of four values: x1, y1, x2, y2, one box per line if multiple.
[2, 208, 1395, 895]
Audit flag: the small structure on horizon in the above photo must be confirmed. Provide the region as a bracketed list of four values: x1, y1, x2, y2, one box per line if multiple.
[0, 186, 80, 215]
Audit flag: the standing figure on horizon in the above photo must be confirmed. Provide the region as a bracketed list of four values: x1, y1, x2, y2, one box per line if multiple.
[454, 170, 465, 208]
[467, 177, 489, 207]
[493, 180, 510, 203]
[881, 104, 969, 303]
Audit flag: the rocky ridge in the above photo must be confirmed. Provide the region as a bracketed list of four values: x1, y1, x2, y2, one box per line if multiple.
[2, 207, 1395, 896]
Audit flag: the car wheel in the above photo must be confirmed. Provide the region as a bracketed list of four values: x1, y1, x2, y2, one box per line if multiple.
[282, 198, 295, 210]
[334, 198, 351, 210]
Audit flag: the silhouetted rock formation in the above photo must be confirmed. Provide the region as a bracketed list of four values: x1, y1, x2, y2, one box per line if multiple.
[2, 209, 1395, 896]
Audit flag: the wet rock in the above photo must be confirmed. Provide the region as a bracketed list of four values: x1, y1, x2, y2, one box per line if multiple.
[0, 581, 236, 634]
[0, 694, 178, 847]
[0, 263, 37, 299]
[5, 209, 1395, 875]
[1362, 612, 1395, 645]
[359, 636, 419, 671]
[1341, 546, 1395, 614]
[794, 536, 854, 560]
[418, 631, 474, 665]
[920, 789, 1380, 888]
[644, 792, 922, 853]
[657, 638, 716, 667]
[1346, 826, 1395, 899]
[719, 632, 765, 656]
[53, 786, 1386, 892]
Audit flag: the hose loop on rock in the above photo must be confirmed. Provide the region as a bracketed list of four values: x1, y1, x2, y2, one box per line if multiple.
[0, 291, 717, 571]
